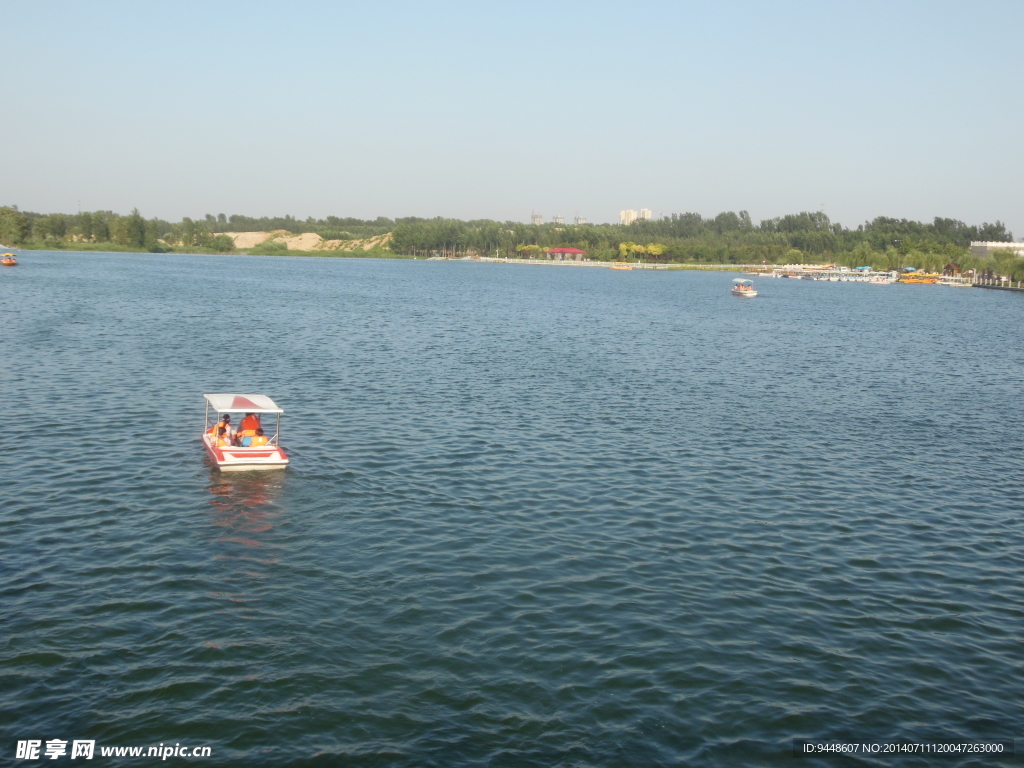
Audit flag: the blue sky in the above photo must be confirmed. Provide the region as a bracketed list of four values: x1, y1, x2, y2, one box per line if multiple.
[2, 0, 1022, 235]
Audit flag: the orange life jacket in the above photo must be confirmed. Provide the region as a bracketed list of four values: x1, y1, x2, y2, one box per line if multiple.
[251, 435, 269, 446]
[207, 420, 228, 435]
[239, 415, 261, 432]
[239, 429, 257, 437]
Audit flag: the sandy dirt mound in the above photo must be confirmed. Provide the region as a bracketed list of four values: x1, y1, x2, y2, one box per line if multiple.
[224, 231, 274, 248]
[277, 232, 325, 250]
[225, 231, 393, 252]
[325, 233, 393, 251]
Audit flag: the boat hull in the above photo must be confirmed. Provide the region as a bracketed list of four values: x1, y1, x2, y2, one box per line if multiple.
[731, 289, 757, 297]
[202, 434, 289, 471]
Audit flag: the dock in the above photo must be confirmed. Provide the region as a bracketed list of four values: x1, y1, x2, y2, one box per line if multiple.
[973, 281, 1024, 293]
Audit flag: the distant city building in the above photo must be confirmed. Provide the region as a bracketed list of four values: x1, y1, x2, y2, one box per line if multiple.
[553, 215, 564, 225]
[574, 215, 587, 225]
[619, 209, 651, 225]
[970, 241, 1024, 258]
[531, 212, 543, 226]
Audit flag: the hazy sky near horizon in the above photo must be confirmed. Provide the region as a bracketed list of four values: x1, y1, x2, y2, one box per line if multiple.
[2, 0, 1022, 235]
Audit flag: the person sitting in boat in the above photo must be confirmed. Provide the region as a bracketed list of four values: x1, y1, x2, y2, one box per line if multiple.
[207, 414, 233, 438]
[239, 412, 261, 433]
[238, 426, 263, 447]
[215, 426, 232, 447]
[236, 412, 261, 445]
[249, 428, 270, 447]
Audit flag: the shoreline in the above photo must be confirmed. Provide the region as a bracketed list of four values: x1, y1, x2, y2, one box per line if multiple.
[9, 249, 1018, 286]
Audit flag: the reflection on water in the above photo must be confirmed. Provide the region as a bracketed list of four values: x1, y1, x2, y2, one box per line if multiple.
[206, 468, 285, 537]
[206, 469, 286, 620]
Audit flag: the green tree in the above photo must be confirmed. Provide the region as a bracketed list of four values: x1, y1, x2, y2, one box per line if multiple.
[79, 212, 94, 240]
[181, 217, 197, 247]
[123, 208, 146, 248]
[209, 234, 235, 252]
[144, 219, 161, 251]
[845, 241, 879, 269]
[713, 211, 742, 233]
[112, 216, 128, 246]
[646, 243, 666, 261]
[0, 206, 30, 244]
[991, 249, 1023, 279]
[249, 239, 289, 255]
[44, 214, 68, 239]
[516, 244, 543, 258]
[94, 216, 111, 242]
[33, 216, 53, 241]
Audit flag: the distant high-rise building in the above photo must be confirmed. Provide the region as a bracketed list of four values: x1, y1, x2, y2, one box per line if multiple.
[553, 215, 564, 225]
[574, 215, 587, 225]
[639, 209, 653, 221]
[620, 209, 638, 226]
[531, 212, 543, 226]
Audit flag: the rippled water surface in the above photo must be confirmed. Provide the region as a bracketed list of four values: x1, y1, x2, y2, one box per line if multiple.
[2, 252, 1023, 766]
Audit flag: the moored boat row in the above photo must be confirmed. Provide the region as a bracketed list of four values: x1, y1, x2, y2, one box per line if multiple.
[755, 265, 975, 286]
[759, 266, 899, 282]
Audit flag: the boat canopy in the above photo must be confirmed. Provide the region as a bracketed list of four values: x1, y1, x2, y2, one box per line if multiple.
[855, 266, 872, 271]
[732, 278, 753, 284]
[204, 393, 284, 414]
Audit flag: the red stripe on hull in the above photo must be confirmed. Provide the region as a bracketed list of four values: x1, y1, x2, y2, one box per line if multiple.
[202, 434, 288, 466]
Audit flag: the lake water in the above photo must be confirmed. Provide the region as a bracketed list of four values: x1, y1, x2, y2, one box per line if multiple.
[2, 252, 1022, 766]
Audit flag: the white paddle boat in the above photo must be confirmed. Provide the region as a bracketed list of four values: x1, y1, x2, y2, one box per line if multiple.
[731, 278, 757, 297]
[202, 393, 289, 471]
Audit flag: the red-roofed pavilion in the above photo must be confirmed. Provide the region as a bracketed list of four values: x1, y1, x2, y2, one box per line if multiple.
[545, 247, 588, 261]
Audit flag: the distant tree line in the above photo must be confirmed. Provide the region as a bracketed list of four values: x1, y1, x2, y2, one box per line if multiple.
[389, 212, 1016, 274]
[1, 205, 1017, 277]
[0, 207, 429, 252]
[0, 206, 179, 252]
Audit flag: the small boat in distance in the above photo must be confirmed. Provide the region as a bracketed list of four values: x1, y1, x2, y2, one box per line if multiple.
[731, 278, 757, 297]
[203, 393, 290, 471]
[610, 263, 633, 271]
[1, 253, 17, 266]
